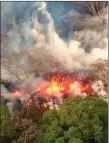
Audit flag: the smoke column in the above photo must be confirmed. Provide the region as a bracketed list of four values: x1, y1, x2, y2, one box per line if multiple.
[1, 2, 108, 104]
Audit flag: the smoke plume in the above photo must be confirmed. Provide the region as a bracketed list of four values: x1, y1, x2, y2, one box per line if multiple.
[1, 2, 108, 81]
[1, 2, 108, 106]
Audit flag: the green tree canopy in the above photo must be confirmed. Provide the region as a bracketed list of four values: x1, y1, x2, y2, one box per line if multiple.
[38, 96, 108, 143]
[0, 105, 39, 143]
[0, 105, 16, 142]
[1, 106, 12, 136]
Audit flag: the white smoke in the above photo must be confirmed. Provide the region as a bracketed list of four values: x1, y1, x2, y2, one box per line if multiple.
[1, 2, 108, 82]
[1, 81, 31, 105]
[92, 80, 108, 102]
[1, 84, 9, 94]
[1, 84, 15, 100]
[1, 2, 108, 105]
[73, 7, 108, 60]
[19, 74, 50, 93]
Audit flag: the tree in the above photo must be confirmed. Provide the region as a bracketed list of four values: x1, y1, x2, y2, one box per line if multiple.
[14, 102, 45, 122]
[69, 138, 83, 143]
[80, 1, 108, 16]
[38, 96, 108, 143]
[0, 106, 16, 142]
[55, 137, 65, 143]
[11, 118, 39, 143]
[0, 104, 40, 143]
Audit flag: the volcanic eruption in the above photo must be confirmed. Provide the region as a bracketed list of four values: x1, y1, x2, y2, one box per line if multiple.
[1, 2, 108, 111]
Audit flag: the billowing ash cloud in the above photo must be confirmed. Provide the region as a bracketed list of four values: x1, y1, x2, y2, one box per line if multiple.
[1, 2, 108, 82]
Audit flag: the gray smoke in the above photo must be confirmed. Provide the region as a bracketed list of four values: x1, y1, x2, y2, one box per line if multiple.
[1, 2, 108, 83]
[1, 2, 108, 105]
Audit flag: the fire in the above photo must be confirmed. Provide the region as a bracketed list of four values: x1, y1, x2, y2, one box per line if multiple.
[46, 81, 64, 94]
[1, 73, 90, 101]
[69, 84, 76, 89]
[33, 73, 89, 98]
[1, 72, 92, 111]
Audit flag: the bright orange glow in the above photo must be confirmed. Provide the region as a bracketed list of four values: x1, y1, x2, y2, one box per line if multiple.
[3, 73, 89, 100]
[36, 88, 41, 92]
[69, 84, 76, 89]
[46, 81, 64, 94]
[31, 73, 90, 98]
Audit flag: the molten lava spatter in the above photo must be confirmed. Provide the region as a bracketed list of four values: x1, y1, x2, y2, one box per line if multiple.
[1, 73, 90, 100]
[33, 73, 89, 98]
[46, 81, 64, 94]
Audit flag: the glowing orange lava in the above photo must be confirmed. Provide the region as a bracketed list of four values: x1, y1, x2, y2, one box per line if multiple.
[3, 73, 89, 99]
[33, 74, 89, 98]
[46, 81, 64, 94]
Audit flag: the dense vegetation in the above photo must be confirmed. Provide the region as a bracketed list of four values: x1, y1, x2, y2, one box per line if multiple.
[1, 96, 108, 143]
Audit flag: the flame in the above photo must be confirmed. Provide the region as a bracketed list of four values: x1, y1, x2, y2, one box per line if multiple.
[69, 84, 76, 89]
[33, 73, 89, 98]
[1, 73, 89, 100]
[46, 81, 64, 94]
